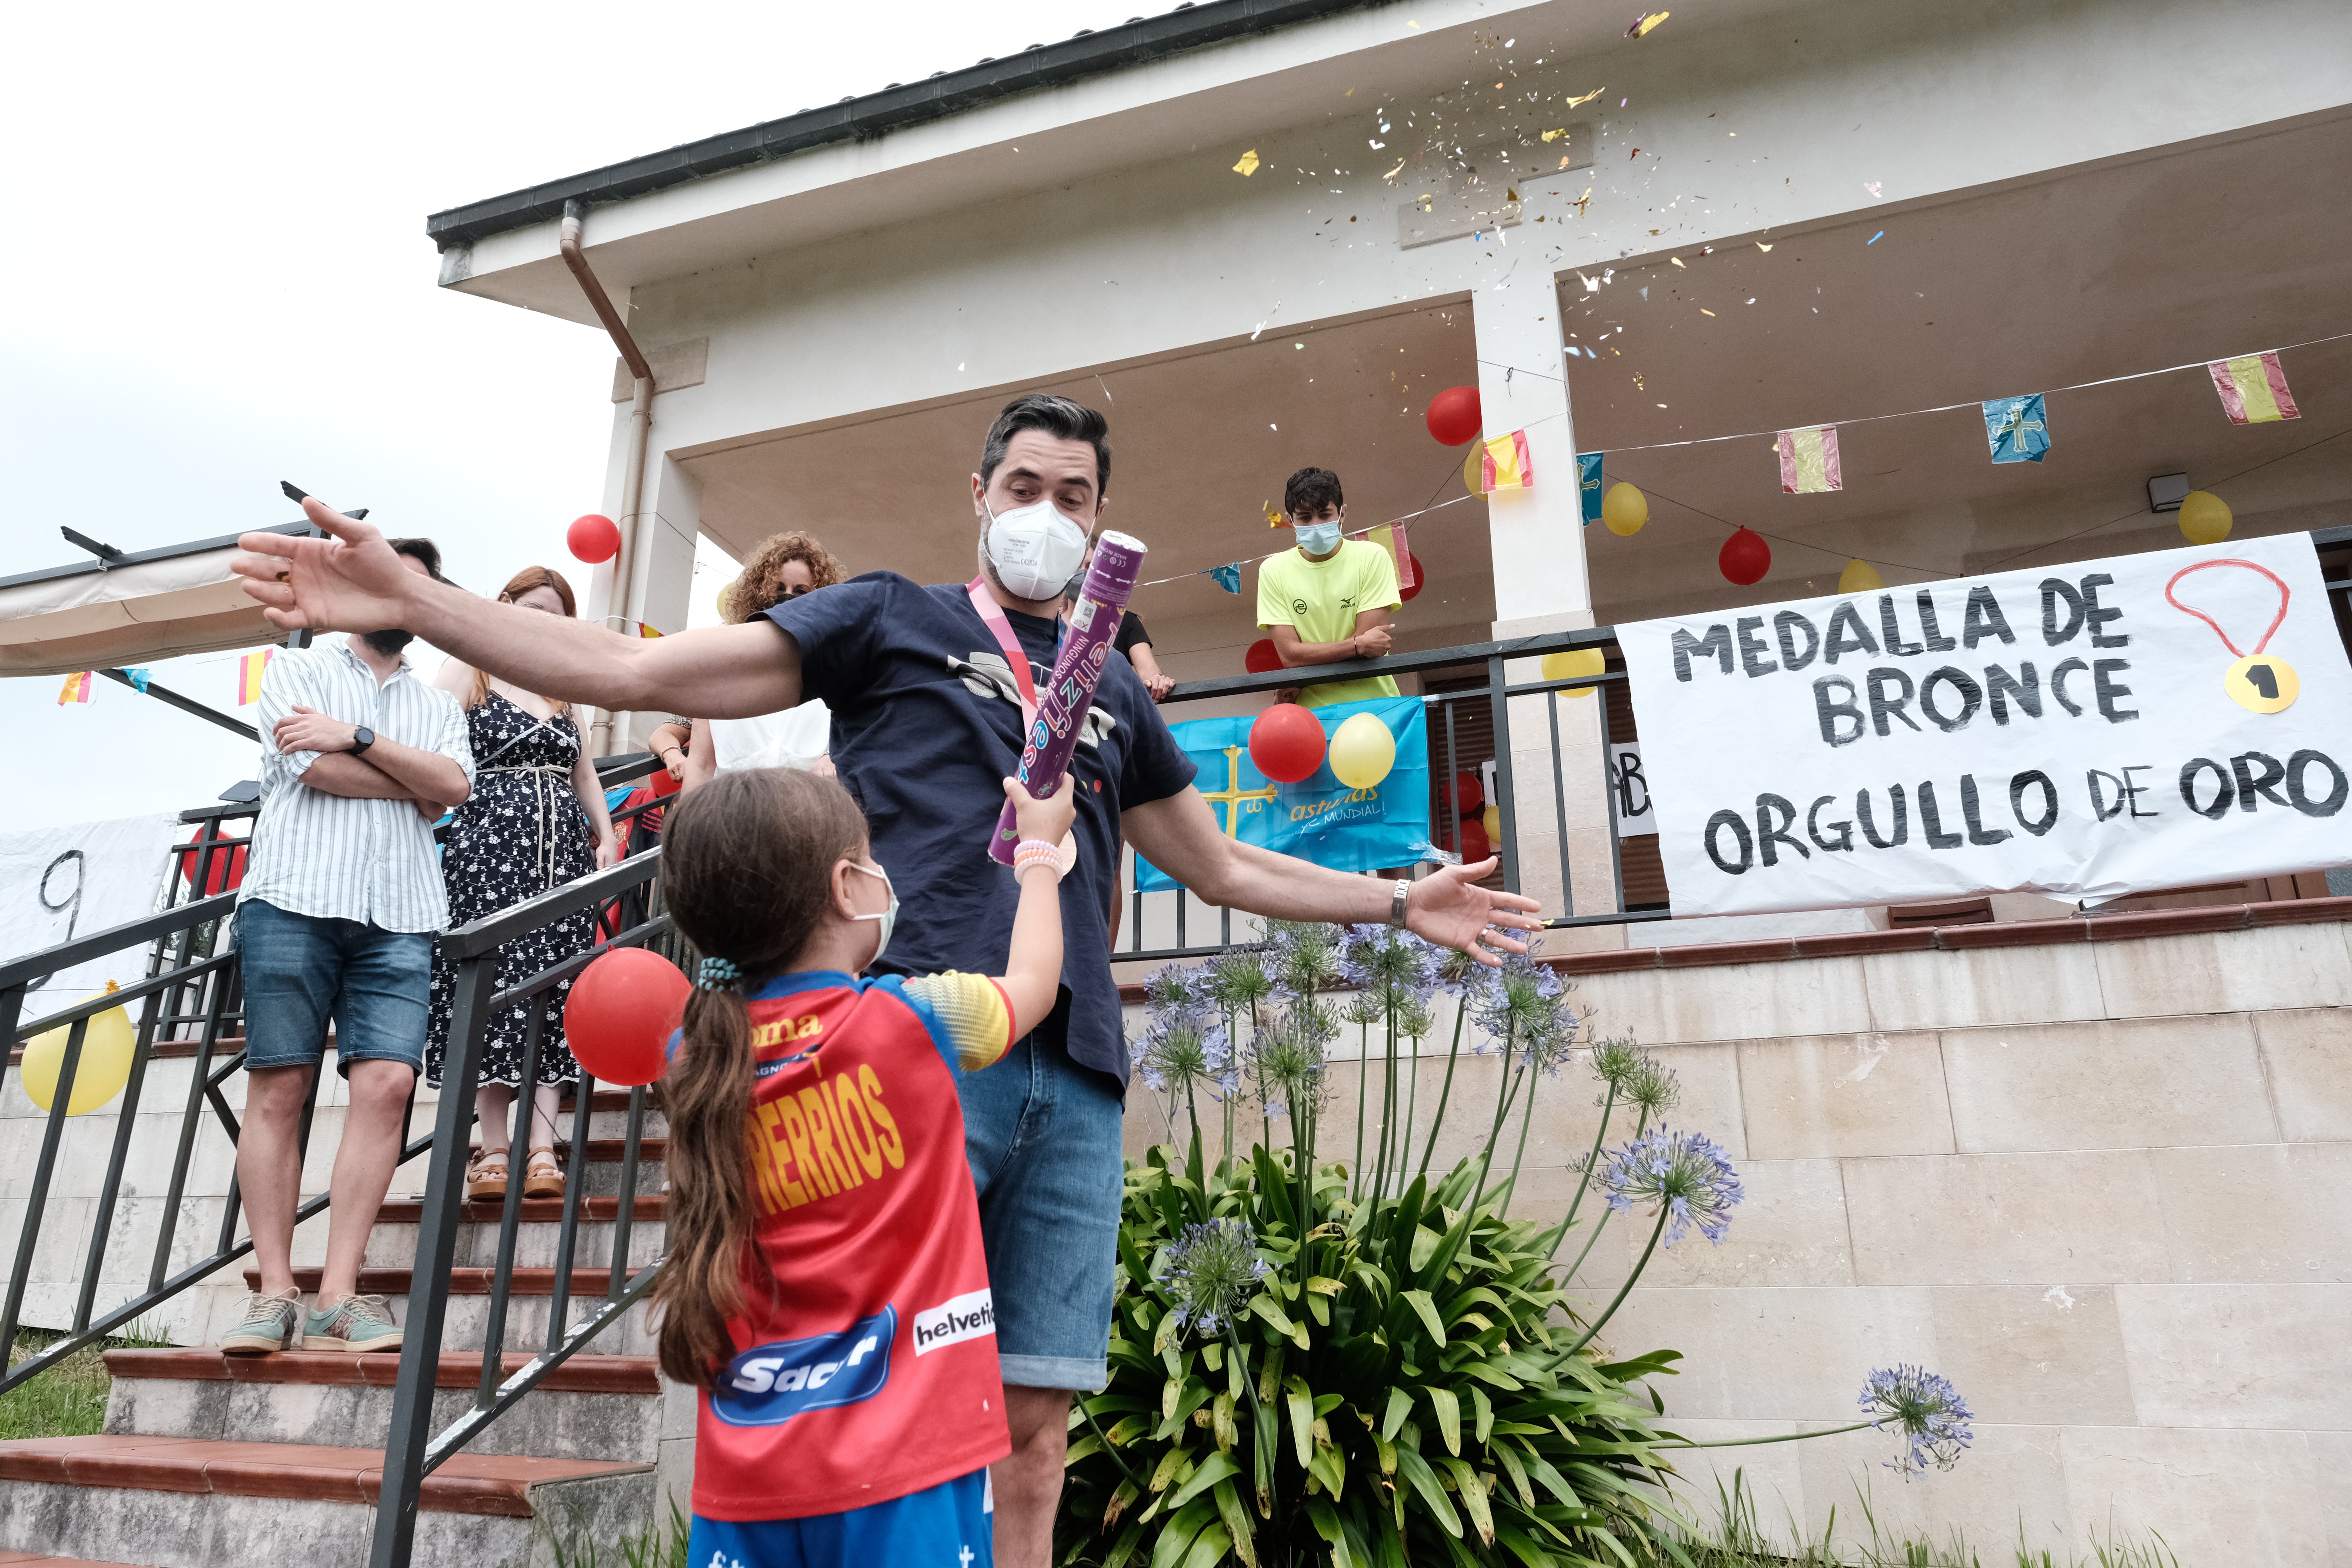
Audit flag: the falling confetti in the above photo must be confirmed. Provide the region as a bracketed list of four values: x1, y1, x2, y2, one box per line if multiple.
[1542, 127, 1566, 141]
[1627, 10, 1669, 37]
[1863, 180, 1883, 198]
[1756, 241, 1774, 252]
[1233, 149, 1261, 176]
[1868, 230, 1885, 244]
[1700, 308, 1716, 315]
[1565, 86, 1607, 108]
[1381, 159, 1405, 178]
[1669, 256, 1685, 267]
[1573, 187, 1593, 216]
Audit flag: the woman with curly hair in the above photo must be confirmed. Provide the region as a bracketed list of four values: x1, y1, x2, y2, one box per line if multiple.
[649, 530, 844, 792]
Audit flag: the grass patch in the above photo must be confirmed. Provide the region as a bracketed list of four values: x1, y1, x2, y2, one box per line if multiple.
[1675, 1471, 2182, 1568]
[0, 1318, 175, 1442]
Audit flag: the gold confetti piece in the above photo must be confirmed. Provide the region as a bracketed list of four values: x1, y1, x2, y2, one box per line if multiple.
[1542, 128, 1565, 141]
[1565, 86, 1606, 108]
[1700, 308, 1716, 315]
[1559, 155, 1573, 168]
[1382, 159, 1406, 179]
[1573, 187, 1593, 216]
[1628, 10, 1669, 37]
[1233, 149, 1260, 176]
[1669, 256, 1685, 267]
[1505, 187, 1520, 201]
[1633, 372, 1646, 390]
[1756, 241, 1774, 252]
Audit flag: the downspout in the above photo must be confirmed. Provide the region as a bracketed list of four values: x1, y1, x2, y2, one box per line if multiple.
[559, 198, 655, 757]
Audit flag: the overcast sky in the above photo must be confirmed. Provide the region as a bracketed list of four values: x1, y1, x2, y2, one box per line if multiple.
[3, 0, 1146, 833]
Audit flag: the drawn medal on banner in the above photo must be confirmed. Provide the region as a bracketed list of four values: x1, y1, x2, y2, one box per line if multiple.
[2166, 557, 2298, 714]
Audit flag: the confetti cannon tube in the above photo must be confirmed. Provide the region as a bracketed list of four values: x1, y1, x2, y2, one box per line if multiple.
[989, 529, 1148, 865]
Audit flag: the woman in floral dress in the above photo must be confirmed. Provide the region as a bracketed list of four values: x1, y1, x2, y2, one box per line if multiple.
[427, 567, 621, 1200]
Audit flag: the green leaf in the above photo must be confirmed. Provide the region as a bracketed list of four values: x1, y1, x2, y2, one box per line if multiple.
[1303, 1497, 1353, 1567]
[1409, 1225, 1445, 1271]
[1441, 1457, 1496, 1546]
[1401, 1289, 1446, 1348]
[1257, 1340, 1285, 1406]
[1212, 1390, 1236, 1455]
[1381, 1386, 1413, 1442]
[1285, 1374, 1315, 1468]
[1307, 1439, 1349, 1499]
[1149, 1446, 1192, 1493]
[1147, 1498, 1219, 1568]
[1492, 1439, 1533, 1508]
[1101, 1516, 1149, 1568]
[1392, 1445, 1462, 1537]
[1212, 1477, 1259, 1568]
[1427, 1384, 1462, 1455]
[1065, 1434, 1104, 1466]
[1166, 1450, 1242, 1510]
[1493, 1524, 1558, 1568]
[1306, 1274, 1344, 1295]
[1471, 1384, 1494, 1446]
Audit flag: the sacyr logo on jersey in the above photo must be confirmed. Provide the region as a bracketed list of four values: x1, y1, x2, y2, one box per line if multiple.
[710, 1306, 896, 1427]
[911, 1289, 995, 1356]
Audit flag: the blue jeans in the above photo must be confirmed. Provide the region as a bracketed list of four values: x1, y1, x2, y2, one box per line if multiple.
[238, 899, 432, 1078]
[958, 1008, 1126, 1392]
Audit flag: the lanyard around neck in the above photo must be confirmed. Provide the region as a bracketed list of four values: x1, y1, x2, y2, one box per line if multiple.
[965, 576, 1063, 726]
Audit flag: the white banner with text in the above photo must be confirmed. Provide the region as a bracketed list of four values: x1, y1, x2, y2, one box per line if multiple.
[1620, 534, 2352, 917]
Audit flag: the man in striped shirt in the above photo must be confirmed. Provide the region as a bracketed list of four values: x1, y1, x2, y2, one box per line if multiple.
[221, 540, 476, 1358]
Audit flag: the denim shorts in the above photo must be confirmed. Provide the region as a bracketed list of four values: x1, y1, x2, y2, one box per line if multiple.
[238, 899, 432, 1078]
[958, 1003, 1126, 1393]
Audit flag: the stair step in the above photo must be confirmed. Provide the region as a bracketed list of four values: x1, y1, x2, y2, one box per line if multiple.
[239, 1266, 626, 1298]
[0, 1554, 148, 1566]
[0, 1434, 650, 1518]
[375, 1194, 665, 1224]
[104, 1349, 657, 1395]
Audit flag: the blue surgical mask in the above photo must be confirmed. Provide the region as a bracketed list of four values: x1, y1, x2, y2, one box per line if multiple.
[849, 861, 899, 966]
[1295, 521, 1343, 556]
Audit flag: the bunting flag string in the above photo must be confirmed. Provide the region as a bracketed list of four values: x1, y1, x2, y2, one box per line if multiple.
[57, 671, 94, 706]
[1578, 453, 1605, 524]
[1207, 562, 1243, 594]
[1481, 430, 1534, 492]
[1983, 395, 2051, 463]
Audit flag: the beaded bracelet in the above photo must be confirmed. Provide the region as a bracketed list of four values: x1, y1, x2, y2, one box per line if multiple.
[1012, 838, 1065, 882]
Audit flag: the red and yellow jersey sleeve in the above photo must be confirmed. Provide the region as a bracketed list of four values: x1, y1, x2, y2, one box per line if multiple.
[899, 971, 1015, 1071]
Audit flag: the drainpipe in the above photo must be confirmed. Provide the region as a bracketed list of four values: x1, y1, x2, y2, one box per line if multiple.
[559, 198, 655, 757]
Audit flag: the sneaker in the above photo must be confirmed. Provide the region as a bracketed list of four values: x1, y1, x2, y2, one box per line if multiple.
[220, 1287, 303, 1354]
[304, 1291, 404, 1353]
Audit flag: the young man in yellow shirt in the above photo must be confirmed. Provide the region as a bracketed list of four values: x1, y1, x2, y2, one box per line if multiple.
[1256, 467, 1403, 706]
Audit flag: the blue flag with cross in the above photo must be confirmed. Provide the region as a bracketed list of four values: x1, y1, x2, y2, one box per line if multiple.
[1136, 695, 1432, 891]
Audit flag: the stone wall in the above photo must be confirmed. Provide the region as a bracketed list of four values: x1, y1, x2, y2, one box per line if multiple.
[1122, 904, 2352, 1565]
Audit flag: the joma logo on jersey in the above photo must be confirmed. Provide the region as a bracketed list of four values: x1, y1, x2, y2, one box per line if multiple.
[911, 1289, 995, 1356]
[752, 1015, 823, 1048]
[710, 1307, 896, 1428]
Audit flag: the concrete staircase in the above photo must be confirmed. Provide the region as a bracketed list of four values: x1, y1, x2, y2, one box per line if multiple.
[0, 1095, 681, 1568]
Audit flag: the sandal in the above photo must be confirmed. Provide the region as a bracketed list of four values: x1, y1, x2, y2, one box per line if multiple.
[524, 1146, 565, 1199]
[466, 1148, 509, 1201]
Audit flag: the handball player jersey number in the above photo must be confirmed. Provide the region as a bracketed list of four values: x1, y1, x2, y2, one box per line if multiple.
[692, 969, 1015, 1522]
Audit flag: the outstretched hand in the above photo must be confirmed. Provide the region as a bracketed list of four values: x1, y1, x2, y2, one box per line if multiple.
[233, 497, 416, 634]
[1406, 859, 1544, 966]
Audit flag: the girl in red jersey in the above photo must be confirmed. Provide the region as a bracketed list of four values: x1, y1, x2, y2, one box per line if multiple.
[653, 766, 1075, 1568]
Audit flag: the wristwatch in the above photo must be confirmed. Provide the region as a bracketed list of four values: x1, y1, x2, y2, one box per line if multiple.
[349, 726, 376, 756]
[1386, 877, 1411, 928]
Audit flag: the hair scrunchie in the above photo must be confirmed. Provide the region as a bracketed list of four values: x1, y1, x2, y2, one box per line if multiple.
[696, 956, 742, 991]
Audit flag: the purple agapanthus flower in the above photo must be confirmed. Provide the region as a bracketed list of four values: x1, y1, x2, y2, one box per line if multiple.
[1859, 1366, 1974, 1478]
[1157, 1217, 1271, 1336]
[1595, 1127, 1743, 1247]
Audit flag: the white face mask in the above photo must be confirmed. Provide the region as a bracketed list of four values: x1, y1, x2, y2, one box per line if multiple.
[983, 493, 1094, 601]
[1294, 520, 1343, 556]
[848, 861, 899, 968]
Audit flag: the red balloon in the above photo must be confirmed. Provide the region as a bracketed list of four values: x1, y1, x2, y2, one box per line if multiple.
[1399, 553, 1426, 602]
[1450, 770, 1484, 813]
[1719, 527, 1772, 586]
[647, 761, 680, 799]
[1450, 819, 1492, 865]
[563, 947, 688, 1087]
[1245, 638, 1284, 674]
[1425, 386, 1483, 447]
[568, 514, 622, 565]
[1248, 703, 1328, 784]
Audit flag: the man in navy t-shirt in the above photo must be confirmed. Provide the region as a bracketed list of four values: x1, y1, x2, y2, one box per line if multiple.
[231, 394, 1543, 1568]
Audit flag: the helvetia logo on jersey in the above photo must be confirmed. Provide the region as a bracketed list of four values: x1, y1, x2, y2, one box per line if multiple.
[911, 1289, 995, 1356]
[710, 1306, 896, 1427]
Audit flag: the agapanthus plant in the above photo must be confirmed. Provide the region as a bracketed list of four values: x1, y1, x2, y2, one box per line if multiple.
[1596, 1126, 1744, 1248]
[1155, 1217, 1270, 1337]
[1861, 1364, 1977, 1478]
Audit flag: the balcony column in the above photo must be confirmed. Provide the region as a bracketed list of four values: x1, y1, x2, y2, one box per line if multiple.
[1471, 279, 1617, 940]
[586, 439, 701, 755]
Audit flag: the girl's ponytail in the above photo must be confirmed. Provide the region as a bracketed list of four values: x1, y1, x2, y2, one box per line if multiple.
[653, 985, 761, 1388]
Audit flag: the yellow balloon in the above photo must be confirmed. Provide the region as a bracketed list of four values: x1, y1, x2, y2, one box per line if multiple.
[1328, 712, 1397, 790]
[1601, 481, 1648, 536]
[20, 983, 136, 1115]
[2179, 490, 2233, 545]
[1540, 647, 1605, 697]
[1462, 445, 1487, 496]
[1481, 805, 1502, 842]
[715, 574, 743, 623]
[1837, 558, 1885, 594]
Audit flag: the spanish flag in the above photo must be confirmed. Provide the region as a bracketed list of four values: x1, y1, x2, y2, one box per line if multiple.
[236, 648, 273, 706]
[1367, 522, 1417, 592]
[1480, 430, 1534, 492]
[1776, 425, 1844, 493]
[56, 671, 94, 706]
[2206, 353, 2300, 425]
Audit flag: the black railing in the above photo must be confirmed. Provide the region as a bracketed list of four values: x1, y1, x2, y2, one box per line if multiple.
[1118, 622, 1667, 962]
